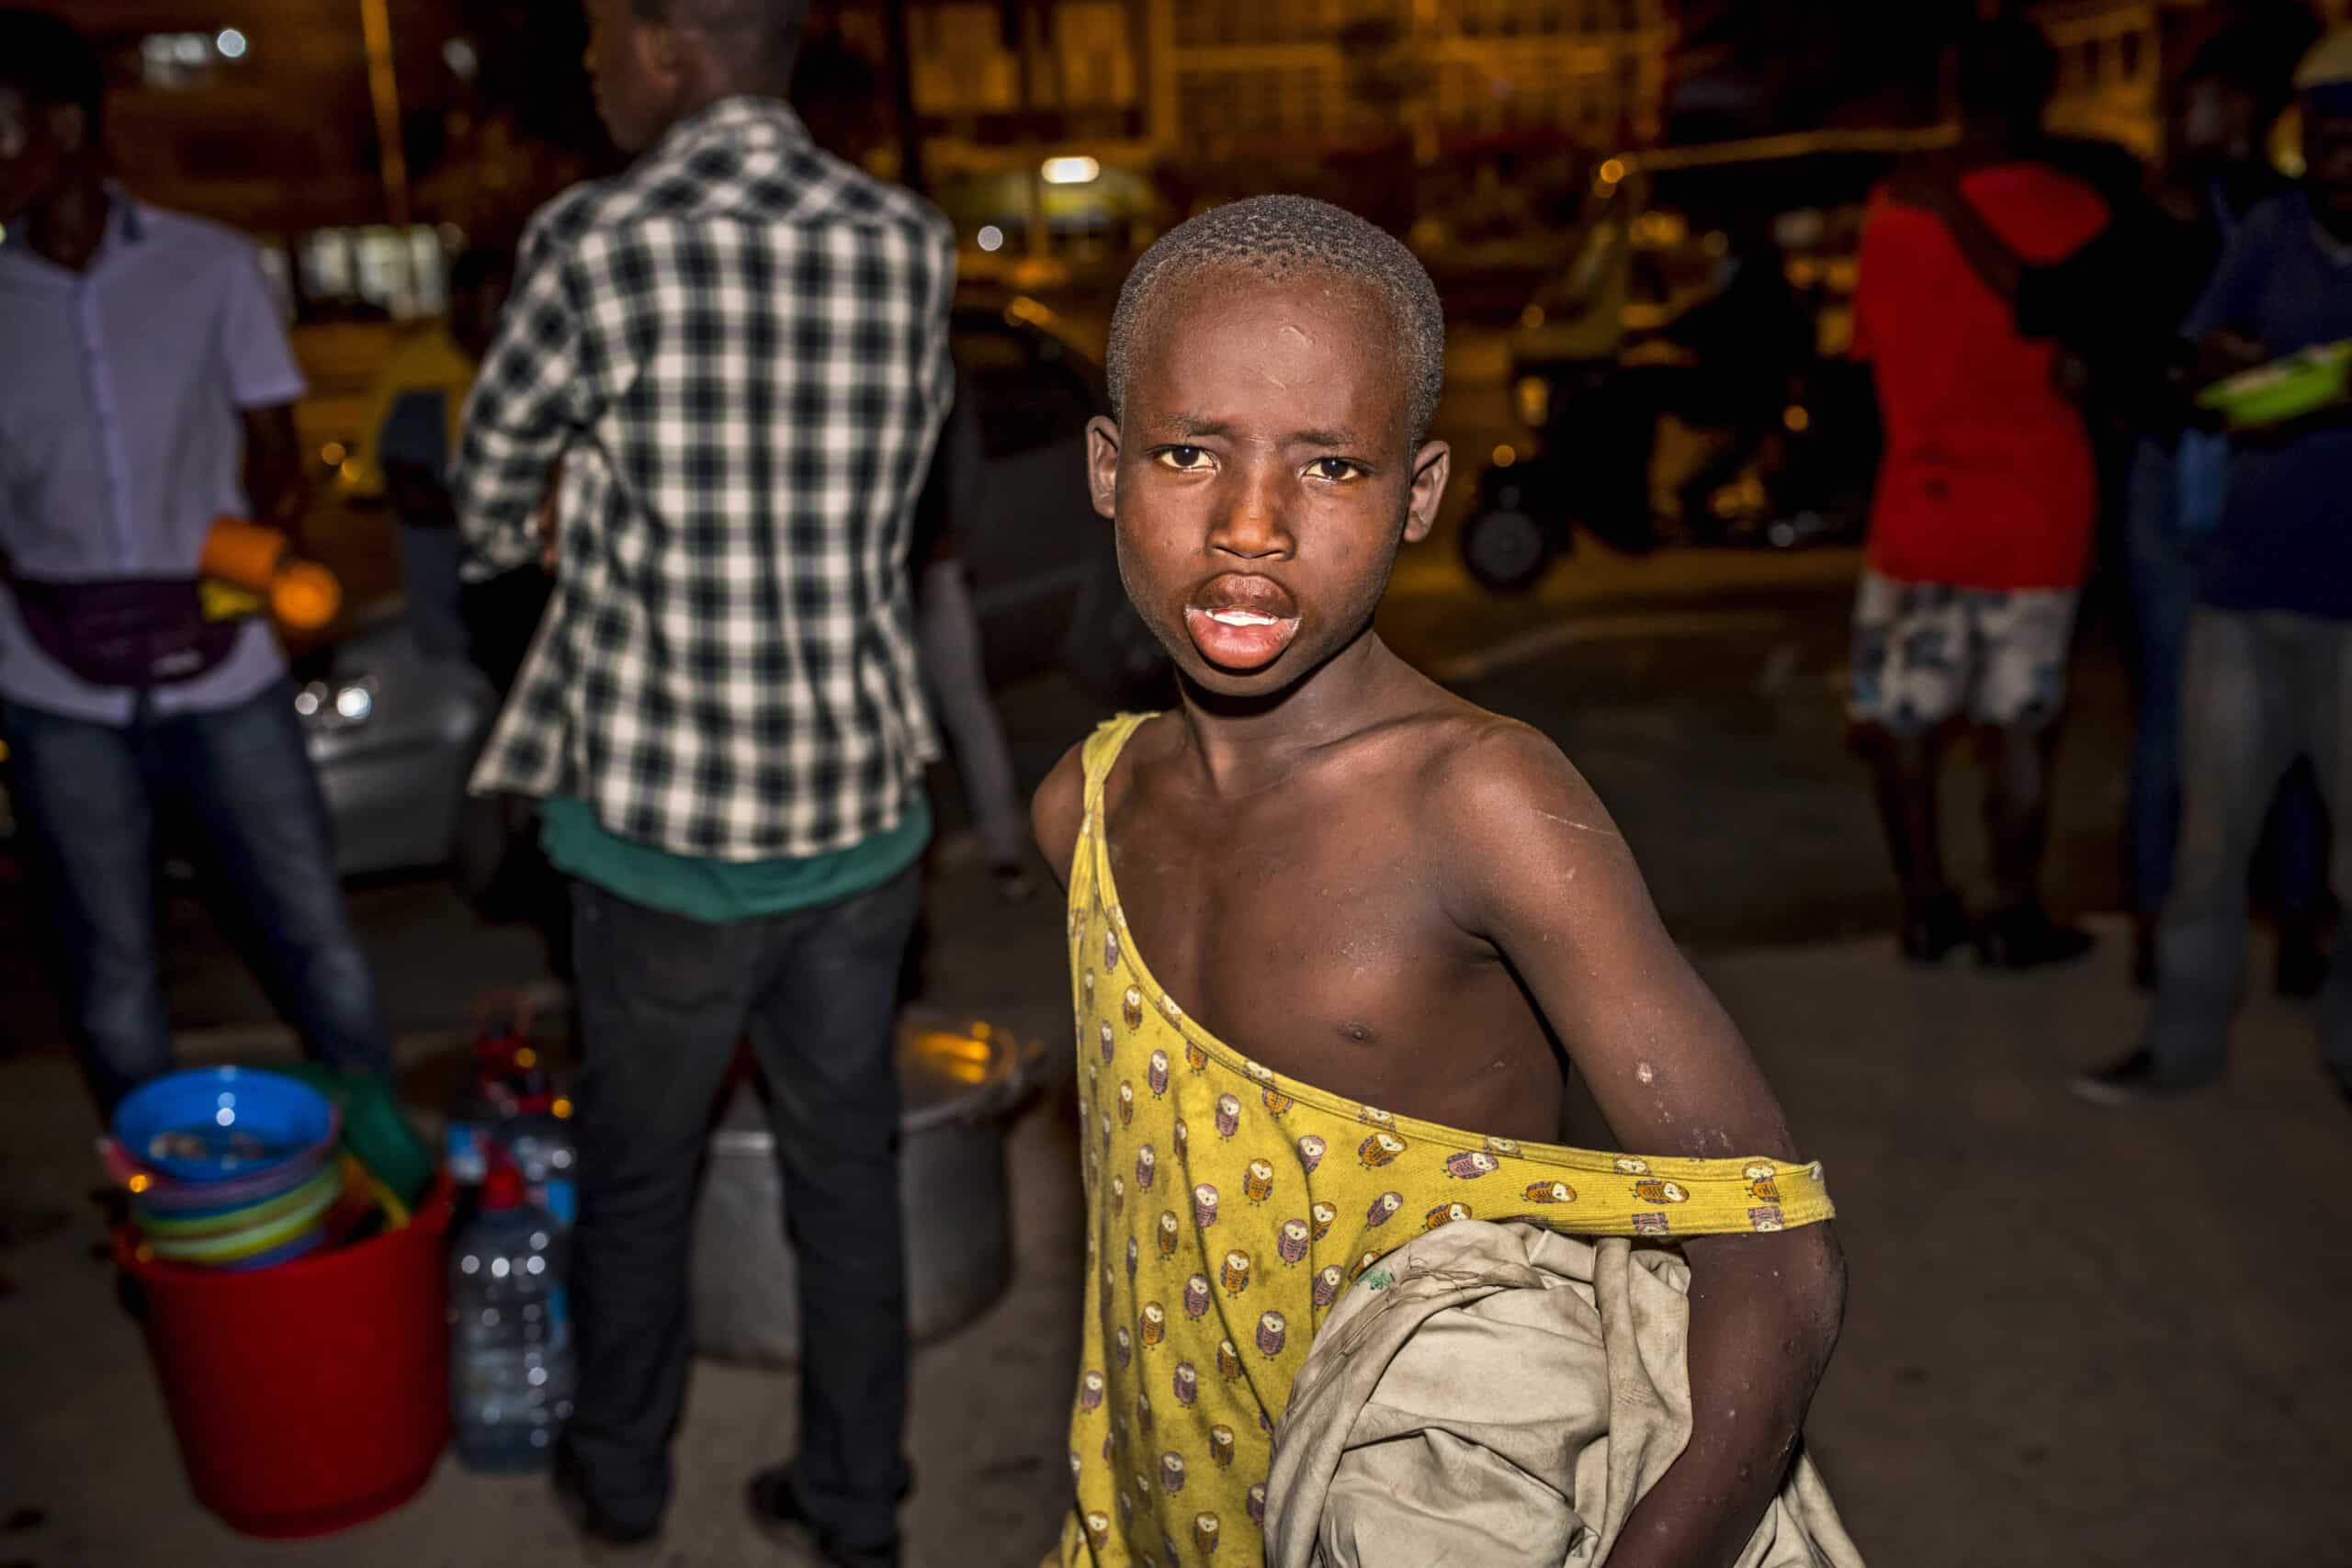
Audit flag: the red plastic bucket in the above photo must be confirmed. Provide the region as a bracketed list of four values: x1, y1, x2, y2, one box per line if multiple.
[116, 1174, 454, 1538]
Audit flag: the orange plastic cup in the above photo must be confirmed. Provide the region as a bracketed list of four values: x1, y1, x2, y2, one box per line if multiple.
[270, 563, 342, 631]
[200, 517, 288, 591]
[203, 517, 342, 631]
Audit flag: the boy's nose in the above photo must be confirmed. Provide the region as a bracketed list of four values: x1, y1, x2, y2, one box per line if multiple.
[1208, 471, 1295, 561]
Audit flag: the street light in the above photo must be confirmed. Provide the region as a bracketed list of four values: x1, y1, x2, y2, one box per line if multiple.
[1040, 155, 1101, 186]
[214, 28, 248, 60]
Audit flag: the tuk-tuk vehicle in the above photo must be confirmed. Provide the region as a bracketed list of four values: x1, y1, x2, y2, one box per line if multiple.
[1459, 129, 1951, 592]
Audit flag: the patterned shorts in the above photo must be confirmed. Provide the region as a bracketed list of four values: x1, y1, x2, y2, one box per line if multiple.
[1848, 571, 2078, 734]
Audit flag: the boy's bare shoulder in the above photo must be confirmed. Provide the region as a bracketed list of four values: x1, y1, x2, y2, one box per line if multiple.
[1030, 738, 1089, 889]
[1396, 705, 1633, 884]
[1394, 703, 1602, 821]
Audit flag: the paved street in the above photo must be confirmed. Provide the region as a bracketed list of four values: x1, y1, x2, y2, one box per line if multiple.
[4, 348, 2348, 1565]
[7, 911, 2351, 1566]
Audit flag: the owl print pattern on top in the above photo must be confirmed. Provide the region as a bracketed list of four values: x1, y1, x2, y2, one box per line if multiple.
[1049, 715, 1838, 1568]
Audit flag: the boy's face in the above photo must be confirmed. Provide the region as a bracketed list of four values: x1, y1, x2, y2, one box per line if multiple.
[1088, 270, 1449, 701]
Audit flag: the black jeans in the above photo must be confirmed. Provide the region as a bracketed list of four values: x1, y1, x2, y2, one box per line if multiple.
[563, 866, 922, 1549]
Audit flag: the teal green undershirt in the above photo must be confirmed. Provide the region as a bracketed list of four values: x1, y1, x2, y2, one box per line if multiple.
[539, 795, 931, 924]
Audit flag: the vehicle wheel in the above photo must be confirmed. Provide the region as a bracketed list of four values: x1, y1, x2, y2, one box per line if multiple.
[1460, 503, 1555, 594]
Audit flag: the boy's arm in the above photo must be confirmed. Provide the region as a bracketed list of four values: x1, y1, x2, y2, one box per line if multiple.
[1436, 724, 1847, 1568]
[1032, 740, 1088, 891]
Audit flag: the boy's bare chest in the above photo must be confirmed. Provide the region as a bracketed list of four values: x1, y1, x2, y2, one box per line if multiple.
[1104, 786, 1517, 1108]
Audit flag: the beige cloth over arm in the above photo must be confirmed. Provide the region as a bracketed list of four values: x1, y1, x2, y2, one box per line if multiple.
[1264, 1220, 1863, 1567]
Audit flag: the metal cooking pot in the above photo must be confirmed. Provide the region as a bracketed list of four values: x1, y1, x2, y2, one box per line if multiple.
[689, 1010, 1035, 1367]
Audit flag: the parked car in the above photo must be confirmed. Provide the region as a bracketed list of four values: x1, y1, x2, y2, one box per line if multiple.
[296, 294, 1148, 882]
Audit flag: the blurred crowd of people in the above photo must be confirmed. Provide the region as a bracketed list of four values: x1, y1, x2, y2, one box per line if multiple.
[1844, 14, 2352, 1105]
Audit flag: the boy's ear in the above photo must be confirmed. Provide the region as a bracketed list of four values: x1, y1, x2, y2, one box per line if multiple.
[1086, 415, 1121, 522]
[1402, 438, 1450, 546]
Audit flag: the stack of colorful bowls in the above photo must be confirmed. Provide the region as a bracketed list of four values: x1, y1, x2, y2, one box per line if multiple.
[107, 1067, 345, 1271]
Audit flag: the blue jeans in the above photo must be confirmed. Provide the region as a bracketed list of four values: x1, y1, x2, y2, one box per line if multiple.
[2124, 441, 2326, 915]
[4, 682, 393, 1111]
[2144, 609, 2352, 1082]
[562, 867, 921, 1551]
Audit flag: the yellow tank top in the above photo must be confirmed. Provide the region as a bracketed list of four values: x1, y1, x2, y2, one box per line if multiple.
[1051, 715, 1835, 1567]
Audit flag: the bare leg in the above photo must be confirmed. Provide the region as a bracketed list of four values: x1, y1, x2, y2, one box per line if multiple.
[1856, 722, 1970, 961]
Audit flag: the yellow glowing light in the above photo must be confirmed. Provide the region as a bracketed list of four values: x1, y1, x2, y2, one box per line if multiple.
[1513, 375, 1551, 431]
[969, 1021, 992, 1040]
[1520, 303, 1546, 330]
[514, 1046, 537, 1069]
[1040, 155, 1101, 186]
[550, 1096, 573, 1119]
[910, 1029, 993, 1085]
[1599, 158, 1626, 185]
[1491, 445, 1517, 468]
[1782, 404, 1812, 433]
[128, 1172, 153, 1193]
[338, 458, 362, 484]
[321, 441, 347, 466]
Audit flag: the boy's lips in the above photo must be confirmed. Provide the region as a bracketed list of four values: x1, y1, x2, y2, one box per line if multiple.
[1183, 574, 1301, 672]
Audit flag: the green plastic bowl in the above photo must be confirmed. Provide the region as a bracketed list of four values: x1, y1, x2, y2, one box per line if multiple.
[132, 1162, 344, 1241]
[143, 1171, 344, 1264]
[269, 1063, 436, 1209]
[2197, 340, 2352, 430]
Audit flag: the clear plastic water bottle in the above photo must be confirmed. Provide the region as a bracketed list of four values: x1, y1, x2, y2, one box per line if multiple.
[448, 1161, 574, 1471]
[503, 1107, 578, 1231]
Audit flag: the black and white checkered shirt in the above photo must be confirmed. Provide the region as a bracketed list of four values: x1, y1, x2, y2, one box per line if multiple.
[456, 96, 952, 860]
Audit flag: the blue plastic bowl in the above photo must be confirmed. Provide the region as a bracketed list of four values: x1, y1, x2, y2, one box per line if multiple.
[112, 1067, 339, 1186]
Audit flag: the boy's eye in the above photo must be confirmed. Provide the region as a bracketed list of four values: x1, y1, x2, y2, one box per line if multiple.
[1154, 446, 1213, 472]
[1307, 457, 1364, 483]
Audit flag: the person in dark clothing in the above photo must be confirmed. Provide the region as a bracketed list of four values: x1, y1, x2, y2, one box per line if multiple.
[910, 367, 1035, 898]
[2076, 30, 2352, 1106]
[1893, 20, 2329, 991]
[1582, 220, 1815, 548]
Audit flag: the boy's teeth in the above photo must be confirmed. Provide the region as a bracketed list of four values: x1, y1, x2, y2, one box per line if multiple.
[1206, 610, 1281, 626]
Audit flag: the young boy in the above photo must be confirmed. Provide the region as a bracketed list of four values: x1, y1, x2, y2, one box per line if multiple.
[1034, 197, 1847, 1567]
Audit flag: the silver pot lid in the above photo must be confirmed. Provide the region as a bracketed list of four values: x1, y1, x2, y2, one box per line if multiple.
[711, 1010, 1024, 1146]
[895, 1010, 1023, 1128]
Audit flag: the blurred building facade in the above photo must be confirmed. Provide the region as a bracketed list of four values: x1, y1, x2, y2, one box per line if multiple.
[899, 1, 1668, 171]
[43, 0, 2352, 288]
[2032, 0, 2346, 155]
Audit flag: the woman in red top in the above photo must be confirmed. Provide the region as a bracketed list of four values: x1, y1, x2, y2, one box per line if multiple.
[1848, 17, 2109, 969]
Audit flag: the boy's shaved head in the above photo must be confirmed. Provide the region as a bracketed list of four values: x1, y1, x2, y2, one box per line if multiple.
[1106, 196, 1446, 446]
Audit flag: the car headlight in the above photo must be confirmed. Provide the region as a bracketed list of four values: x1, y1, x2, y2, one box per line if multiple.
[297, 676, 377, 732]
[1514, 375, 1550, 432]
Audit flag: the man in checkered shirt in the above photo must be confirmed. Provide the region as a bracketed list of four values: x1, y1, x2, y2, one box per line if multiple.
[452, 3, 951, 1561]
